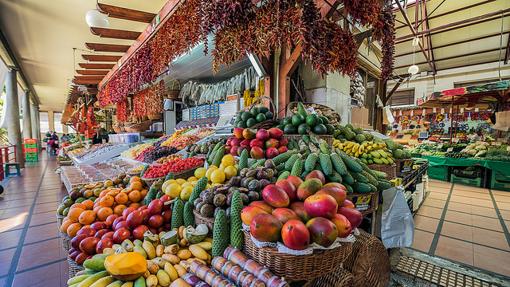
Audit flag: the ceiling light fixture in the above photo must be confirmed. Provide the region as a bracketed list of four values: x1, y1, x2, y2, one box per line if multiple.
[85, 9, 109, 28]
[408, 37, 420, 75]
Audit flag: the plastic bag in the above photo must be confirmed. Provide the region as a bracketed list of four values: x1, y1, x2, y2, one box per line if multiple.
[380, 187, 414, 248]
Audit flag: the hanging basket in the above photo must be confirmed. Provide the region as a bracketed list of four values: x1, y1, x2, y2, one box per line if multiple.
[125, 121, 152, 133]
[166, 80, 181, 100]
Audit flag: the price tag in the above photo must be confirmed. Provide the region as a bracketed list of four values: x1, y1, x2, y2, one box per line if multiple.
[356, 195, 372, 206]
[447, 147, 454, 152]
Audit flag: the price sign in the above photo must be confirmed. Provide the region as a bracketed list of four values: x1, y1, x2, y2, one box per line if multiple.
[447, 147, 454, 152]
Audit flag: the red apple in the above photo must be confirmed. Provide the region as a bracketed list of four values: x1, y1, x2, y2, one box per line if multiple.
[114, 220, 129, 231]
[96, 238, 113, 254]
[148, 215, 164, 228]
[122, 207, 136, 218]
[147, 199, 163, 215]
[161, 210, 172, 223]
[75, 252, 88, 265]
[126, 210, 144, 229]
[276, 179, 298, 201]
[90, 222, 107, 231]
[105, 214, 118, 227]
[79, 237, 99, 255]
[112, 217, 124, 228]
[77, 226, 95, 238]
[113, 228, 131, 244]
[94, 229, 110, 239]
[132, 225, 149, 240]
[71, 234, 87, 249]
[256, 129, 270, 141]
[101, 231, 114, 240]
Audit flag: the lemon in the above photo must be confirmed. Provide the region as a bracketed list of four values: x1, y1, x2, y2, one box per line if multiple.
[194, 167, 206, 179]
[206, 166, 218, 181]
[210, 169, 226, 184]
[176, 178, 187, 185]
[187, 176, 198, 182]
[224, 166, 237, 179]
[221, 154, 235, 167]
[180, 186, 193, 201]
[165, 183, 182, 199]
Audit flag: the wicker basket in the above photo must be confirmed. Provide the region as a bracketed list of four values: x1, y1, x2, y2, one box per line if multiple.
[283, 134, 334, 146]
[252, 120, 279, 130]
[343, 230, 390, 287]
[310, 266, 354, 287]
[367, 164, 397, 179]
[286, 102, 342, 125]
[193, 209, 214, 231]
[125, 121, 152, 133]
[173, 167, 199, 180]
[148, 113, 162, 120]
[56, 214, 64, 228]
[243, 231, 353, 282]
[68, 258, 84, 278]
[141, 175, 165, 187]
[60, 232, 71, 251]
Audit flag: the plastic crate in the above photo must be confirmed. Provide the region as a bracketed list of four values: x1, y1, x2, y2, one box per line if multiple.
[450, 174, 483, 188]
[24, 139, 37, 145]
[25, 153, 39, 160]
[24, 147, 38, 153]
[427, 165, 448, 181]
[490, 170, 510, 192]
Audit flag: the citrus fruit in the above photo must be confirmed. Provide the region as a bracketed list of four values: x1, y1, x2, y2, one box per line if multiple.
[114, 204, 127, 215]
[180, 186, 193, 201]
[221, 154, 235, 167]
[210, 169, 226, 184]
[78, 210, 96, 225]
[224, 166, 237, 179]
[67, 222, 82, 237]
[82, 200, 94, 210]
[115, 192, 128, 204]
[97, 207, 113, 221]
[128, 190, 142, 202]
[206, 166, 218, 181]
[165, 183, 182, 199]
[130, 181, 143, 191]
[99, 195, 115, 207]
[68, 207, 85, 221]
[194, 167, 206, 179]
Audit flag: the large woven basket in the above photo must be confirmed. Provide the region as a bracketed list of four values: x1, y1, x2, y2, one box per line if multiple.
[343, 230, 390, 287]
[141, 175, 164, 187]
[286, 102, 342, 125]
[193, 209, 214, 231]
[283, 134, 334, 145]
[125, 121, 152, 133]
[309, 266, 354, 287]
[243, 231, 352, 282]
[56, 214, 64, 228]
[367, 164, 397, 179]
[67, 258, 84, 279]
[60, 232, 71, 251]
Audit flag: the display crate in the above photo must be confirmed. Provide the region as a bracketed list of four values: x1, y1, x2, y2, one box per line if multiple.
[24, 143, 37, 148]
[427, 165, 448, 181]
[25, 154, 39, 162]
[490, 170, 510, 192]
[450, 174, 483, 188]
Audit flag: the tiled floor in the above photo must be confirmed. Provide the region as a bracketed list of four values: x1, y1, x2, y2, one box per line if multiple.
[0, 155, 68, 287]
[411, 179, 510, 277]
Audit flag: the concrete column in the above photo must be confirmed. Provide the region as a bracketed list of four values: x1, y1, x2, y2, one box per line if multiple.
[22, 90, 32, 139]
[5, 69, 24, 167]
[48, 111, 55, 132]
[62, 124, 69, 134]
[30, 103, 41, 148]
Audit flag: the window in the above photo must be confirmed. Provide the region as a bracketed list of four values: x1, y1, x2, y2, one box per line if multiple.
[388, 89, 415, 106]
[54, 112, 63, 133]
[40, 111, 49, 133]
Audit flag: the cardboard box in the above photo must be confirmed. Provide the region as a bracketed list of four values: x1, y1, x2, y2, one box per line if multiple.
[351, 107, 371, 129]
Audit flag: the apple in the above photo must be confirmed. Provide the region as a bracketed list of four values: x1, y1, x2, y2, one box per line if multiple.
[75, 252, 88, 265]
[122, 207, 136, 218]
[148, 215, 164, 228]
[113, 228, 131, 244]
[161, 210, 172, 223]
[147, 199, 163, 215]
[96, 238, 113, 254]
[233, 128, 244, 139]
[77, 226, 95, 238]
[112, 217, 124, 228]
[71, 234, 87, 249]
[132, 225, 149, 240]
[126, 210, 144, 229]
[256, 129, 270, 141]
[114, 220, 129, 231]
[266, 147, 279, 159]
[94, 229, 110, 239]
[101, 231, 114, 240]
[90, 222, 107, 231]
[105, 214, 118, 227]
[79, 236, 99, 255]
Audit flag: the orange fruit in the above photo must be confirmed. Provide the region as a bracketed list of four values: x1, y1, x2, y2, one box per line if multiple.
[78, 210, 96, 225]
[60, 219, 73, 233]
[99, 195, 115, 207]
[128, 190, 141, 203]
[82, 200, 94, 210]
[113, 204, 127, 215]
[93, 205, 102, 213]
[129, 202, 140, 209]
[68, 207, 85, 221]
[107, 190, 119, 197]
[130, 181, 143, 191]
[99, 190, 109, 198]
[130, 176, 141, 183]
[97, 207, 113, 221]
[115, 192, 128, 204]
[67, 222, 82, 237]
[140, 189, 148, 197]
[71, 203, 86, 210]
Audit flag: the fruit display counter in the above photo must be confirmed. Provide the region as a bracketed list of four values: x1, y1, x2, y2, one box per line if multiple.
[69, 143, 133, 165]
[58, 105, 395, 287]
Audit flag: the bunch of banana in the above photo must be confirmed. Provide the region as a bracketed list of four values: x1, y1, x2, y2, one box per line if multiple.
[333, 139, 395, 165]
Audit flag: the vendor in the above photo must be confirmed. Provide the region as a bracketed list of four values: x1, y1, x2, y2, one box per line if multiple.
[92, 128, 109, 144]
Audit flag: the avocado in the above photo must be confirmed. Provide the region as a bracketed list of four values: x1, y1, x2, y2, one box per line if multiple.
[241, 112, 252, 122]
[237, 121, 246, 128]
[291, 114, 305, 126]
[284, 124, 297, 134]
[265, 111, 274, 120]
[313, 124, 327, 135]
[256, 113, 267, 122]
[326, 124, 335, 135]
[319, 116, 329, 125]
[250, 106, 259, 115]
[283, 117, 292, 126]
[298, 124, 310, 135]
[258, 106, 269, 114]
[306, 114, 317, 127]
[246, 118, 257, 127]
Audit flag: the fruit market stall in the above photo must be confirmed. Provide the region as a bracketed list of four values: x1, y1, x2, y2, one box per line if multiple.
[68, 143, 133, 165]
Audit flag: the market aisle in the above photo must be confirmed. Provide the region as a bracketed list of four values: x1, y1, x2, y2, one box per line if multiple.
[411, 179, 510, 277]
[0, 154, 69, 287]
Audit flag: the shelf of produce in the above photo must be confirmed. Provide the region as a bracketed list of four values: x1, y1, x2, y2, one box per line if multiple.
[70, 144, 132, 165]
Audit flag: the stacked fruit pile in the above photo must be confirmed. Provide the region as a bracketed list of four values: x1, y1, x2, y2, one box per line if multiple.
[186, 138, 225, 156]
[227, 127, 287, 159]
[333, 139, 395, 165]
[279, 103, 333, 135]
[234, 105, 274, 128]
[143, 157, 205, 179]
[242, 174, 362, 250]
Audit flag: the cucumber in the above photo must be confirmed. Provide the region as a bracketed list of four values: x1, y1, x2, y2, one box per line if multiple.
[331, 153, 348, 175]
[285, 154, 301, 171]
[291, 160, 304, 177]
[319, 153, 333, 176]
[338, 151, 362, 173]
[304, 153, 319, 172]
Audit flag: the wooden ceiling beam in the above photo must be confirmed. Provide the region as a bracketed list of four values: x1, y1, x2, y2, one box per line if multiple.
[97, 3, 156, 23]
[75, 75, 104, 81]
[90, 27, 141, 40]
[76, 70, 109, 75]
[396, 8, 510, 42]
[79, 63, 115, 69]
[82, 54, 122, 62]
[85, 42, 130, 52]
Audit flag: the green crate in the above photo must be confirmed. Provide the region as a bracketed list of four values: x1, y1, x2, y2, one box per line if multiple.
[24, 143, 37, 148]
[450, 174, 482, 188]
[490, 170, 510, 192]
[25, 154, 39, 160]
[427, 165, 448, 181]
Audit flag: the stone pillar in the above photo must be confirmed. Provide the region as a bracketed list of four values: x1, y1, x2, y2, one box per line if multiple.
[48, 111, 55, 132]
[30, 103, 41, 149]
[5, 69, 24, 167]
[22, 90, 32, 139]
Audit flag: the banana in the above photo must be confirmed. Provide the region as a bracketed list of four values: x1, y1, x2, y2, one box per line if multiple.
[142, 241, 156, 259]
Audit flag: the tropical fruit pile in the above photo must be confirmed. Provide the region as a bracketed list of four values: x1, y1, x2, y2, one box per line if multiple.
[279, 102, 333, 135]
[234, 105, 274, 128]
[333, 139, 395, 165]
[185, 138, 225, 157]
[227, 127, 287, 159]
[243, 174, 362, 250]
[143, 157, 205, 179]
